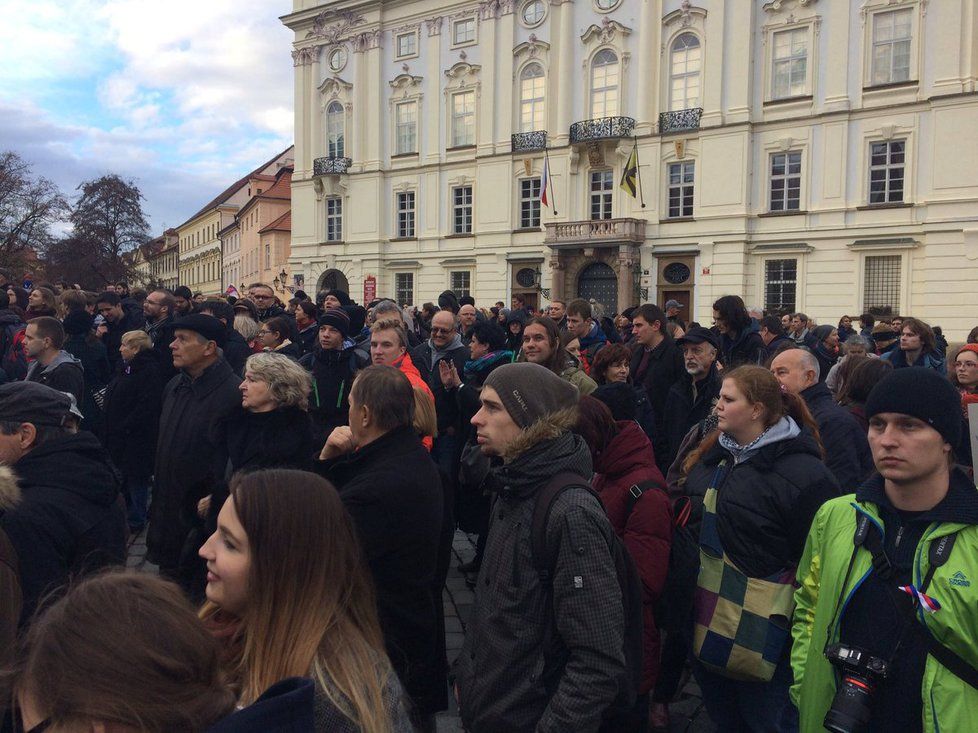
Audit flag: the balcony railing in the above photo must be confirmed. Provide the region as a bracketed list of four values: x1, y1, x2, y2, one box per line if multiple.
[511, 130, 547, 152]
[658, 108, 703, 134]
[569, 116, 636, 144]
[313, 156, 352, 175]
[544, 217, 646, 247]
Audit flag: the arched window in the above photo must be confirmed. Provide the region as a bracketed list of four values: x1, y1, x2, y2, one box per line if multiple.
[326, 101, 345, 158]
[519, 63, 545, 132]
[590, 49, 619, 119]
[670, 33, 701, 111]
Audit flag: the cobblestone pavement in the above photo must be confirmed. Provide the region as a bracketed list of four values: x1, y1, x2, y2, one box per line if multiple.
[128, 528, 714, 732]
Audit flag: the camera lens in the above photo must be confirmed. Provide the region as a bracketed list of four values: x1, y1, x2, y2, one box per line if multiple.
[823, 674, 875, 733]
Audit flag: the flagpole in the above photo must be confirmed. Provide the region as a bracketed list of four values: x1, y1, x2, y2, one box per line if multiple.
[633, 137, 646, 209]
[545, 147, 558, 216]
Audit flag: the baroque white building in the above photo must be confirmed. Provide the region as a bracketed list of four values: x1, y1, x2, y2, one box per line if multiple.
[284, 0, 978, 337]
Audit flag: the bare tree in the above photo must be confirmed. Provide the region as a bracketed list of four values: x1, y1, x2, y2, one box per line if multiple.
[0, 151, 68, 268]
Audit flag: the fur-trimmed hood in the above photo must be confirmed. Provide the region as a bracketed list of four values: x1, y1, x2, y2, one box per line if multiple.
[501, 406, 579, 463]
[0, 464, 20, 511]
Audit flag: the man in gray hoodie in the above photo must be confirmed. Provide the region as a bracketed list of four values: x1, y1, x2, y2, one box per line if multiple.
[23, 317, 84, 406]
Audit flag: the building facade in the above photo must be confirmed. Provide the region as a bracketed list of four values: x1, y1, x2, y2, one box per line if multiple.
[148, 229, 180, 291]
[236, 167, 294, 293]
[284, 0, 978, 336]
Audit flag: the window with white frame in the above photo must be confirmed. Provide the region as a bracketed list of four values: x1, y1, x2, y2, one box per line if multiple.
[764, 259, 797, 313]
[863, 255, 901, 312]
[868, 139, 905, 204]
[395, 31, 417, 59]
[771, 28, 807, 99]
[520, 63, 545, 132]
[453, 18, 476, 46]
[670, 33, 701, 111]
[590, 170, 613, 220]
[519, 178, 541, 229]
[871, 8, 912, 86]
[395, 272, 414, 306]
[450, 271, 472, 298]
[590, 50, 619, 119]
[451, 91, 475, 147]
[452, 186, 473, 234]
[667, 161, 694, 218]
[326, 197, 343, 241]
[396, 192, 415, 238]
[520, 0, 546, 27]
[326, 101, 345, 158]
[770, 152, 801, 212]
[395, 101, 417, 154]
[264, 244, 271, 269]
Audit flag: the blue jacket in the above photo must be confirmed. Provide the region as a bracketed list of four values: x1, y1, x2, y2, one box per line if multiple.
[882, 348, 946, 373]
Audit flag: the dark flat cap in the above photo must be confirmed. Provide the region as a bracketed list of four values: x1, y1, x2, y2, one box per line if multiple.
[676, 326, 720, 350]
[0, 381, 71, 427]
[173, 314, 227, 349]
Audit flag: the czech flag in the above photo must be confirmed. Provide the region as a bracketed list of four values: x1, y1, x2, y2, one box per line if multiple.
[540, 155, 550, 207]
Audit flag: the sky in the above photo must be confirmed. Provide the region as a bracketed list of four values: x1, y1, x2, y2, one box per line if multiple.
[0, 0, 294, 235]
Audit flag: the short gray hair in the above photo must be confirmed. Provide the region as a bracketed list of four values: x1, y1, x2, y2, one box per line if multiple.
[799, 348, 820, 381]
[244, 352, 312, 410]
[844, 334, 870, 352]
[372, 300, 402, 320]
[234, 314, 260, 341]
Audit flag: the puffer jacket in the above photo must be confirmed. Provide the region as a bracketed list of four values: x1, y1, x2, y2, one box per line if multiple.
[454, 410, 625, 733]
[25, 350, 84, 406]
[791, 469, 978, 733]
[682, 424, 839, 579]
[560, 354, 597, 395]
[592, 420, 671, 694]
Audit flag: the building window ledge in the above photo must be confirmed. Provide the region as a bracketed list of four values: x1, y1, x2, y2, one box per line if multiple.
[659, 216, 695, 224]
[512, 227, 542, 234]
[446, 145, 477, 153]
[856, 202, 913, 211]
[763, 95, 813, 107]
[390, 237, 417, 242]
[758, 210, 807, 218]
[391, 152, 419, 160]
[863, 80, 918, 93]
[445, 233, 475, 239]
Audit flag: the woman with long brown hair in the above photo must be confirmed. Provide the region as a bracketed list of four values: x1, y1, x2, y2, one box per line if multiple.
[679, 365, 838, 732]
[198, 469, 412, 733]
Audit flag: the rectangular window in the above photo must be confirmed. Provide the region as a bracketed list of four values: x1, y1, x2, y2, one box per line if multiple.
[326, 197, 343, 241]
[771, 28, 807, 99]
[450, 271, 471, 298]
[863, 254, 901, 312]
[667, 161, 695, 218]
[770, 151, 802, 212]
[396, 192, 416, 238]
[871, 9, 912, 86]
[395, 101, 417, 155]
[519, 177, 542, 229]
[453, 18, 475, 46]
[452, 186, 473, 234]
[764, 259, 797, 314]
[396, 32, 417, 59]
[265, 244, 271, 269]
[395, 272, 414, 306]
[589, 171, 613, 220]
[868, 140, 905, 204]
[451, 91, 475, 147]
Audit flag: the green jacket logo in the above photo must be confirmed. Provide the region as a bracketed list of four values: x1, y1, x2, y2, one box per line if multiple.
[949, 571, 971, 588]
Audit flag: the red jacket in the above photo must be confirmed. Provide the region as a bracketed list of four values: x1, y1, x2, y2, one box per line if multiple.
[393, 352, 435, 451]
[592, 420, 672, 694]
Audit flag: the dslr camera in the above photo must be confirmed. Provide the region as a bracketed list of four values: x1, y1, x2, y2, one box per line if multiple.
[822, 643, 890, 733]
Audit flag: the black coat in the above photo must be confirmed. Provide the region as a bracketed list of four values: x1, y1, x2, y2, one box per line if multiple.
[719, 327, 765, 368]
[660, 362, 722, 471]
[147, 359, 241, 573]
[223, 328, 252, 376]
[25, 351, 85, 407]
[1, 432, 126, 624]
[101, 349, 165, 478]
[145, 315, 177, 381]
[103, 309, 145, 373]
[801, 381, 874, 491]
[296, 324, 318, 358]
[64, 334, 111, 430]
[630, 336, 684, 470]
[316, 425, 446, 715]
[683, 427, 839, 578]
[410, 340, 470, 435]
[300, 346, 369, 448]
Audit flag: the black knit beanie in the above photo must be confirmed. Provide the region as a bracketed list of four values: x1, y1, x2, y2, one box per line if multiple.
[865, 368, 961, 446]
[483, 362, 579, 429]
[318, 307, 351, 338]
[62, 309, 94, 336]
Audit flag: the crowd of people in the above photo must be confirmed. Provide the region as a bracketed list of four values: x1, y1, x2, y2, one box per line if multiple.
[0, 277, 977, 733]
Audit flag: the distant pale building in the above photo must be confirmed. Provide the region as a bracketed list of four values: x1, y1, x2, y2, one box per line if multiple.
[148, 229, 179, 291]
[176, 146, 295, 296]
[236, 167, 294, 296]
[283, 0, 978, 336]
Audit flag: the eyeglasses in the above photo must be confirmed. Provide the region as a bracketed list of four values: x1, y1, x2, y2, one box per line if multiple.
[955, 361, 978, 369]
[258, 330, 271, 336]
[430, 327, 453, 335]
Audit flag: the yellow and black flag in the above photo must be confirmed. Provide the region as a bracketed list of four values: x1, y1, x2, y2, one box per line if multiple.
[619, 143, 638, 198]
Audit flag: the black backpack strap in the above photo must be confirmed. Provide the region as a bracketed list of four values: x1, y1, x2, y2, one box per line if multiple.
[623, 479, 662, 520]
[921, 530, 958, 593]
[530, 472, 592, 585]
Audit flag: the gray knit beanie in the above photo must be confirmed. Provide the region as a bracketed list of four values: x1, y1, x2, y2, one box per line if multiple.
[483, 362, 579, 429]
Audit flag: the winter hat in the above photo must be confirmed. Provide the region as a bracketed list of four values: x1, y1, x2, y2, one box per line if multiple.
[173, 314, 227, 349]
[865, 368, 962, 446]
[327, 289, 352, 307]
[345, 304, 367, 335]
[812, 325, 836, 343]
[318, 307, 351, 338]
[872, 323, 898, 346]
[438, 290, 460, 314]
[592, 382, 638, 422]
[0, 381, 72, 427]
[63, 309, 94, 336]
[483, 362, 579, 429]
[956, 344, 978, 360]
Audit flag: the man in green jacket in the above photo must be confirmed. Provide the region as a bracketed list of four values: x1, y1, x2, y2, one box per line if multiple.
[791, 368, 978, 733]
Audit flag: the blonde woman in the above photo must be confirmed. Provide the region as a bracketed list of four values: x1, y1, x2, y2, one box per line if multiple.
[102, 329, 165, 531]
[199, 469, 414, 732]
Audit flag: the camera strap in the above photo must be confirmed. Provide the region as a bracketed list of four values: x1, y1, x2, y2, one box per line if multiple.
[859, 519, 978, 691]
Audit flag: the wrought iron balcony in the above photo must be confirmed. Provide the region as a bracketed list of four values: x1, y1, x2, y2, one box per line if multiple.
[313, 156, 352, 175]
[544, 217, 646, 247]
[511, 130, 547, 152]
[569, 116, 636, 144]
[658, 108, 703, 134]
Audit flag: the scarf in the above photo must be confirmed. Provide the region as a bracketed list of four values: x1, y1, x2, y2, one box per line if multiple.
[718, 416, 800, 465]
